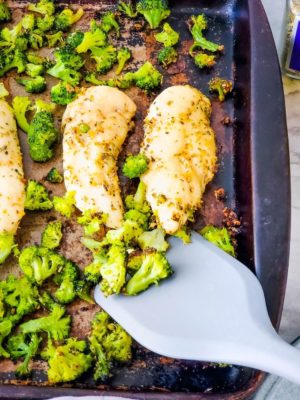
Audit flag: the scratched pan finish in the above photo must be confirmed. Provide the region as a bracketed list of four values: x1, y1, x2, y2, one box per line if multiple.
[0, 0, 290, 399]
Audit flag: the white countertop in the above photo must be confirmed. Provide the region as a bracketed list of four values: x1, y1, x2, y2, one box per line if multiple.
[261, 0, 300, 343]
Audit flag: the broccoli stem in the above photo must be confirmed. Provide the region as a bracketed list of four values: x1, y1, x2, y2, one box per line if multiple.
[0, 233, 14, 264]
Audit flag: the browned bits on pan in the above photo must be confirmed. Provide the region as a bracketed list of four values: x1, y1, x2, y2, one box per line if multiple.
[222, 207, 241, 234]
[214, 187, 226, 201]
[221, 116, 232, 126]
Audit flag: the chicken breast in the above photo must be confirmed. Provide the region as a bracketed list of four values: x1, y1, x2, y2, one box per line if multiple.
[0, 99, 25, 253]
[62, 86, 136, 229]
[141, 85, 217, 234]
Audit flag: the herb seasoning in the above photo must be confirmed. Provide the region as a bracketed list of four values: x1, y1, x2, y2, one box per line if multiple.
[282, 0, 300, 78]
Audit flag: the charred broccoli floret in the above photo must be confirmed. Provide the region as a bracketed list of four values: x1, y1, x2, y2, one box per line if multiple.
[155, 22, 179, 47]
[123, 61, 162, 91]
[46, 167, 63, 183]
[173, 226, 191, 244]
[41, 221, 63, 249]
[0, 1, 11, 22]
[116, 47, 131, 75]
[54, 44, 85, 70]
[25, 180, 53, 211]
[123, 154, 148, 179]
[12, 95, 31, 133]
[100, 12, 120, 36]
[76, 21, 107, 53]
[66, 31, 84, 48]
[194, 52, 216, 69]
[138, 228, 169, 251]
[28, 0, 55, 16]
[50, 81, 77, 105]
[0, 274, 39, 318]
[103, 324, 132, 362]
[42, 338, 92, 383]
[26, 63, 44, 77]
[89, 312, 110, 381]
[189, 14, 224, 54]
[53, 260, 79, 304]
[0, 233, 15, 264]
[16, 76, 47, 93]
[19, 245, 65, 285]
[100, 244, 126, 296]
[27, 99, 58, 162]
[118, 1, 137, 18]
[0, 48, 27, 77]
[53, 191, 76, 218]
[136, 0, 170, 29]
[7, 333, 41, 377]
[157, 46, 177, 67]
[200, 225, 236, 256]
[54, 7, 84, 32]
[21, 304, 71, 340]
[90, 45, 117, 74]
[84, 250, 107, 284]
[77, 210, 106, 236]
[208, 77, 233, 102]
[126, 252, 172, 295]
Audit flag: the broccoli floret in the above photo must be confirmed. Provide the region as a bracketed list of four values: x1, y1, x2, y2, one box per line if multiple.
[126, 252, 172, 295]
[53, 259, 79, 304]
[136, 0, 170, 29]
[84, 250, 107, 284]
[28, 99, 58, 161]
[125, 181, 151, 215]
[21, 304, 71, 340]
[104, 220, 143, 247]
[123, 154, 148, 179]
[47, 61, 82, 86]
[118, 1, 137, 18]
[12, 96, 31, 133]
[90, 45, 117, 74]
[46, 31, 63, 47]
[50, 81, 77, 105]
[0, 287, 5, 318]
[76, 22, 107, 53]
[138, 228, 169, 251]
[37, 15, 55, 32]
[46, 167, 63, 183]
[28, 29, 44, 50]
[158, 46, 177, 67]
[54, 7, 84, 32]
[100, 244, 126, 296]
[26, 63, 44, 77]
[53, 191, 76, 218]
[77, 210, 106, 236]
[21, 14, 35, 31]
[0, 81, 8, 98]
[19, 245, 65, 285]
[0, 1, 11, 22]
[74, 280, 94, 303]
[0, 49, 27, 77]
[54, 44, 85, 70]
[125, 209, 148, 230]
[0, 274, 39, 318]
[0, 233, 14, 264]
[84, 72, 119, 87]
[155, 22, 179, 47]
[103, 324, 132, 362]
[28, 0, 55, 16]
[0, 319, 12, 357]
[100, 12, 120, 36]
[67, 31, 84, 48]
[116, 47, 131, 75]
[124, 61, 162, 92]
[42, 338, 92, 383]
[17, 76, 47, 94]
[27, 51, 45, 65]
[208, 77, 233, 102]
[0, 22, 22, 47]
[25, 180, 53, 211]
[41, 221, 63, 249]
[194, 52, 216, 69]
[173, 226, 191, 244]
[189, 14, 224, 54]
[7, 333, 41, 377]
[200, 225, 236, 256]
[38, 291, 58, 311]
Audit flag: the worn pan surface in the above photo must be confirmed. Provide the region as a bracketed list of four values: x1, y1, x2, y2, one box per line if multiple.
[0, 0, 290, 399]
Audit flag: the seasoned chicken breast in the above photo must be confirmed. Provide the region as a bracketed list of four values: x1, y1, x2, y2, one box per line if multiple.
[62, 86, 136, 229]
[0, 99, 25, 262]
[141, 85, 217, 234]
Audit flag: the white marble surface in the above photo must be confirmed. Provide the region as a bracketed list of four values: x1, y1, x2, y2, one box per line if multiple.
[261, 0, 300, 343]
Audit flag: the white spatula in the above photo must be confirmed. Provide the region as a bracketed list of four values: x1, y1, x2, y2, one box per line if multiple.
[94, 233, 300, 385]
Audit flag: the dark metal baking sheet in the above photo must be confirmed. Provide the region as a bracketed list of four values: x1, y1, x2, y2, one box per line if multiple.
[0, 0, 290, 398]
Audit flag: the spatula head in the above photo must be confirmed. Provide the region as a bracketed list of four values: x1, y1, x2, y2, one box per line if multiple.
[94, 233, 275, 364]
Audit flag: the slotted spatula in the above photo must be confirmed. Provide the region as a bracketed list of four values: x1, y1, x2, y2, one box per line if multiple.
[94, 233, 300, 385]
